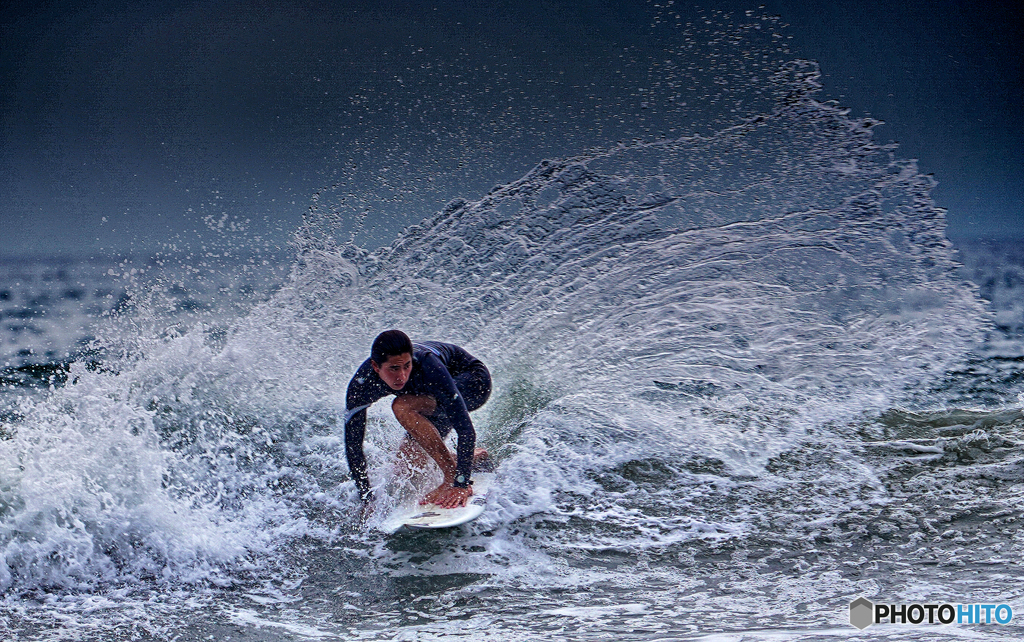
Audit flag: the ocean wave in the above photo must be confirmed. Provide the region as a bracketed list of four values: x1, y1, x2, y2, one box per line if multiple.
[0, 61, 1006, 631]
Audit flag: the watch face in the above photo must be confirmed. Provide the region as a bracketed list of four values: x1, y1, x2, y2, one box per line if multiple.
[455, 475, 466, 484]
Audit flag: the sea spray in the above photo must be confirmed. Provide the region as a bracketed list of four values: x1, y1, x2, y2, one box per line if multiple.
[2, 58, 987, 603]
[0, 22, 1012, 642]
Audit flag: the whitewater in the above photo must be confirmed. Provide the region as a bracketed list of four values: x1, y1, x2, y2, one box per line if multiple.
[2, 21, 1023, 642]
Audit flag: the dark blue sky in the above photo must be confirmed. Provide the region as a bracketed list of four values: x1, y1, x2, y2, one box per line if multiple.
[1, 0, 1021, 258]
[775, 0, 1022, 241]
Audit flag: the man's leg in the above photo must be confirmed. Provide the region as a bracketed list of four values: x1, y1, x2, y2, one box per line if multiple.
[391, 395, 458, 481]
[393, 434, 430, 479]
[392, 395, 489, 471]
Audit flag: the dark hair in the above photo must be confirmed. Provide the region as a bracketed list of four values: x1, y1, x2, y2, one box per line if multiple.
[371, 329, 413, 365]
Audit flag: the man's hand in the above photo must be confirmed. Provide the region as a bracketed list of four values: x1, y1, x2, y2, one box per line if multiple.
[421, 482, 473, 509]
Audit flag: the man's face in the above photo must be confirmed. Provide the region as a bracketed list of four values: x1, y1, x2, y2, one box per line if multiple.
[372, 353, 413, 390]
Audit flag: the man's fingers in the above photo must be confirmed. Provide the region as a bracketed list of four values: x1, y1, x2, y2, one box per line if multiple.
[420, 485, 471, 508]
[443, 491, 468, 509]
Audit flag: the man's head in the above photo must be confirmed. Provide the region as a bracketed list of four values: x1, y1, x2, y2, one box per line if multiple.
[370, 329, 413, 390]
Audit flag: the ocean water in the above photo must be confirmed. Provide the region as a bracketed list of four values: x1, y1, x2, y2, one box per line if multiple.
[3, 19, 1024, 642]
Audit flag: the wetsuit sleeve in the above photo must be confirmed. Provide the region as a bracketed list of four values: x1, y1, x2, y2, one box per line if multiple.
[419, 352, 476, 487]
[344, 407, 371, 503]
[344, 360, 382, 503]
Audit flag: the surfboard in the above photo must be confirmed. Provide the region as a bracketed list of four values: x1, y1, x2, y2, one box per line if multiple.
[379, 472, 495, 533]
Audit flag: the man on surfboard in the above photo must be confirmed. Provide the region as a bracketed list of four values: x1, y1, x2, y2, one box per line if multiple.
[344, 330, 491, 513]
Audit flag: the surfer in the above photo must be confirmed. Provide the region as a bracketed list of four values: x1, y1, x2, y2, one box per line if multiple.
[343, 330, 491, 514]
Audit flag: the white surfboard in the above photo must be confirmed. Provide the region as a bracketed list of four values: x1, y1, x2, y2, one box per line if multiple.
[379, 473, 495, 533]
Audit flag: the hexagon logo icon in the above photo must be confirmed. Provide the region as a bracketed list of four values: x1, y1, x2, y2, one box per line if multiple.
[850, 597, 874, 630]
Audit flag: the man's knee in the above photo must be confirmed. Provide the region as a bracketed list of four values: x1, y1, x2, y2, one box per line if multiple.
[392, 395, 436, 421]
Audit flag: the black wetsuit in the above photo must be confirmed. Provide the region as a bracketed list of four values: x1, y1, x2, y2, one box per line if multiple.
[343, 341, 491, 503]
